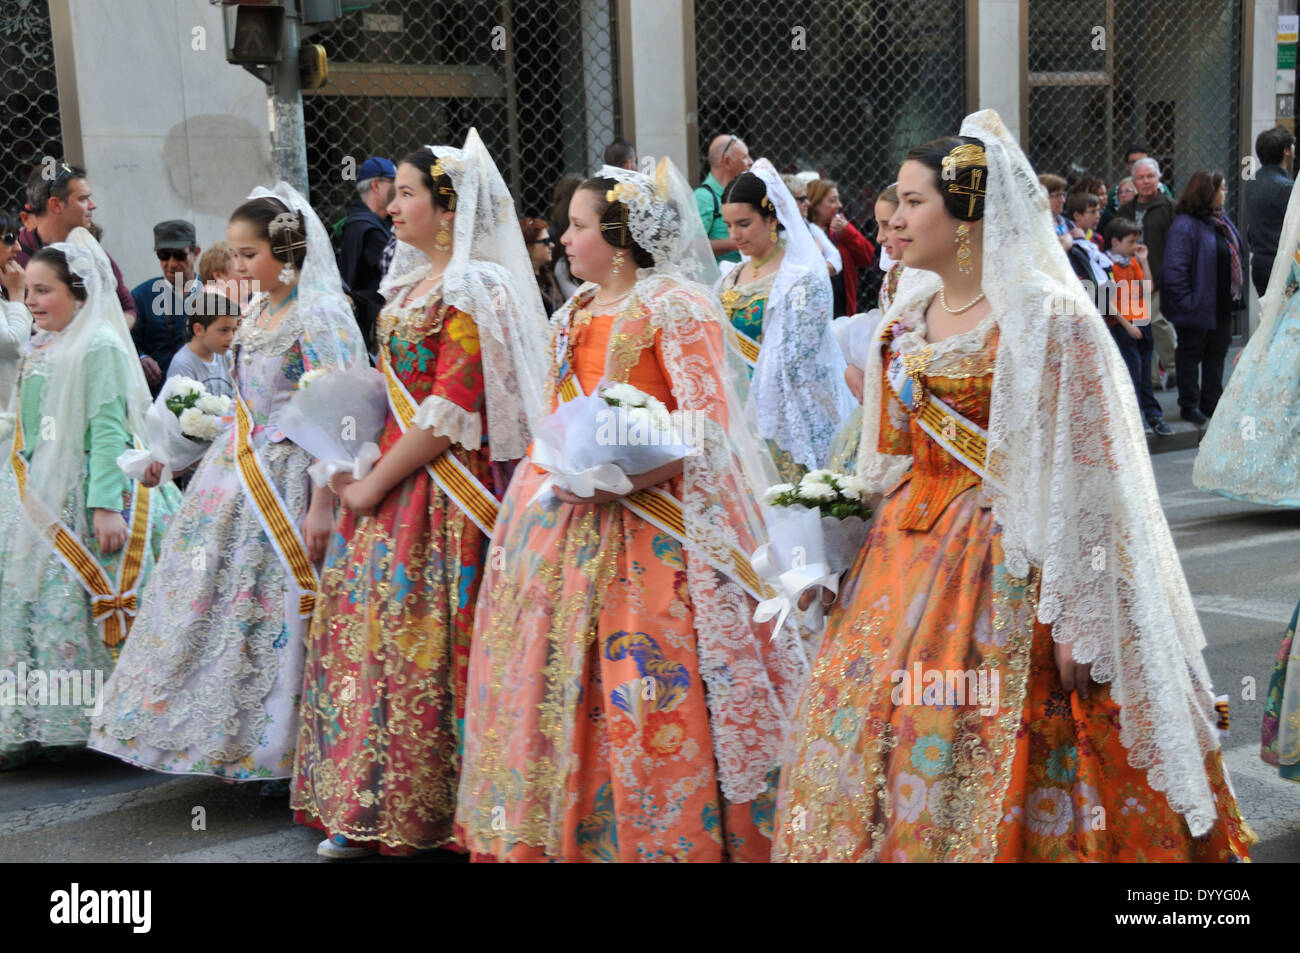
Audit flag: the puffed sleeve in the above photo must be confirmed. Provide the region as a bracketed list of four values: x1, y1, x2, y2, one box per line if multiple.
[412, 306, 486, 450]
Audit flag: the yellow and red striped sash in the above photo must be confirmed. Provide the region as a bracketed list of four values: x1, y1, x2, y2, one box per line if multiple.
[732, 327, 760, 367]
[233, 391, 318, 617]
[553, 368, 771, 602]
[9, 402, 152, 647]
[379, 348, 498, 538]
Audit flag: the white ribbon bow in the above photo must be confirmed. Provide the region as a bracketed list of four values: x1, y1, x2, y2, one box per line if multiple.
[749, 542, 838, 640]
[307, 441, 382, 488]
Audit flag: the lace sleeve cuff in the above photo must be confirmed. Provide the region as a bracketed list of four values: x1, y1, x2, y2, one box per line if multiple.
[413, 393, 482, 449]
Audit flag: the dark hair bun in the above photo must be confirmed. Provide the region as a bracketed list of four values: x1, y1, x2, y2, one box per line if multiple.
[904, 135, 987, 222]
[229, 196, 308, 267]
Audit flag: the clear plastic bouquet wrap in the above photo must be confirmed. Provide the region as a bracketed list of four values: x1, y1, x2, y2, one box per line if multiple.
[530, 382, 697, 500]
[117, 376, 231, 484]
[751, 469, 873, 638]
[277, 363, 388, 487]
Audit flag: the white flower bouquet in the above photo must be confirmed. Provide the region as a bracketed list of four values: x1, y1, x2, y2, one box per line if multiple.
[751, 469, 873, 637]
[530, 382, 696, 500]
[117, 376, 232, 484]
[277, 363, 388, 487]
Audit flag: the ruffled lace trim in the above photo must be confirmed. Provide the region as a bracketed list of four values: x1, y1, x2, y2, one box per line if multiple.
[413, 393, 481, 449]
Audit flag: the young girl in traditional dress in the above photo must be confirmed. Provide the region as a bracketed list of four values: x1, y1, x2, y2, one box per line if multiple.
[292, 131, 548, 859]
[774, 111, 1252, 862]
[717, 162, 854, 481]
[455, 158, 804, 862]
[89, 184, 364, 779]
[0, 231, 163, 769]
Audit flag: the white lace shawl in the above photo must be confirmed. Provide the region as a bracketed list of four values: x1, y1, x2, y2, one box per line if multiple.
[381, 129, 549, 461]
[745, 159, 857, 469]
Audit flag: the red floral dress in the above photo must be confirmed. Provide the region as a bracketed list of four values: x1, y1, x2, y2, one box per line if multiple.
[291, 284, 493, 853]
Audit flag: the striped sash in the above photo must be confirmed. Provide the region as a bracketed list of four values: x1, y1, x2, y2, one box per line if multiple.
[233, 390, 318, 617]
[552, 365, 770, 602]
[881, 318, 1006, 494]
[9, 401, 152, 647]
[378, 347, 498, 538]
[732, 327, 760, 368]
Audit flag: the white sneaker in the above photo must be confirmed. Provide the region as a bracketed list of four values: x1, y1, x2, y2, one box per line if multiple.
[317, 836, 378, 860]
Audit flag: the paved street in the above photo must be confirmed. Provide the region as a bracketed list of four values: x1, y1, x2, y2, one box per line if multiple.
[1, 444, 1297, 862]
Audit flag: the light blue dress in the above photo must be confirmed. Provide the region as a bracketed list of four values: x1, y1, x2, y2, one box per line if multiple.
[1192, 248, 1300, 505]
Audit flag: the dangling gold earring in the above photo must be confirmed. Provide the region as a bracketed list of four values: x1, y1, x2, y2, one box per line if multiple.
[954, 223, 973, 274]
[611, 250, 625, 276]
[435, 219, 452, 250]
[769, 223, 779, 245]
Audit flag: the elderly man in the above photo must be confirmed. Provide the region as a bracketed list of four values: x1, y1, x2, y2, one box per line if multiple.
[16, 159, 137, 325]
[1246, 125, 1295, 297]
[338, 156, 396, 349]
[130, 220, 202, 395]
[695, 133, 753, 263]
[1107, 143, 1173, 212]
[1119, 157, 1177, 389]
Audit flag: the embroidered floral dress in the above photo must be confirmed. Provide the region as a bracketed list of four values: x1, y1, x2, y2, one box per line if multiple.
[0, 333, 169, 768]
[774, 301, 1253, 862]
[89, 295, 355, 778]
[456, 287, 787, 862]
[1262, 602, 1300, 783]
[291, 281, 494, 851]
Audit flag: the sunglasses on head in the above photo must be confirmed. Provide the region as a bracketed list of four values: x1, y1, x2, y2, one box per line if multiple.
[156, 248, 191, 262]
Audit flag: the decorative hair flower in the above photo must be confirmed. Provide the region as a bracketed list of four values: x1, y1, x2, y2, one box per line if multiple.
[606, 181, 640, 205]
[268, 210, 308, 259]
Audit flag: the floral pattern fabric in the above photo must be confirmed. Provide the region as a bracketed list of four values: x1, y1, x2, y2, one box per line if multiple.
[455, 302, 779, 862]
[89, 296, 356, 779]
[291, 286, 493, 850]
[1261, 598, 1300, 784]
[774, 318, 1252, 862]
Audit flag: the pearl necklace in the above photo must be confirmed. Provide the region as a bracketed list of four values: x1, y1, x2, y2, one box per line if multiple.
[938, 287, 986, 314]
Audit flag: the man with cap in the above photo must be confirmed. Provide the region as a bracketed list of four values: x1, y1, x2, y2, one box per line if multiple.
[338, 156, 396, 349]
[131, 219, 202, 395]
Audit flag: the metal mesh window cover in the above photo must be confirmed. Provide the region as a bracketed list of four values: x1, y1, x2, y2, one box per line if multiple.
[302, 0, 621, 230]
[1027, 0, 1243, 207]
[693, 0, 968, 230]
[1, 0, 62, 211]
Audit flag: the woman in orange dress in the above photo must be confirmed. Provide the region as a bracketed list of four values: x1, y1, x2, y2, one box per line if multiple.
[455, 159, 802, 862]
[774, 111, 1253, 862]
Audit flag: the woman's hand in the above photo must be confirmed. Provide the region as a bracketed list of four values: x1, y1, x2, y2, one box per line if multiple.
[553, 485, 622, 505]
[845, 364, 865, 403]
[302, 505, 334, 562]
[829, 212, 848, 236]
[340, 475, 384, 517]
[93, 508, 129, 554]
[1, 260, 25, 301]
[328, 471, 356, 496]
[141, 461, 165, 488]
[1054, 639, 1094, 700]
[797, 586, 839, 611]
[1123, 320, 1142, 340]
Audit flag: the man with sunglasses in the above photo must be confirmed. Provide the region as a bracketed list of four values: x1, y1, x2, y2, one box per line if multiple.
[17, 159, 137, 325]
[130, 220, 202, 395]
[695, 133, 753, 264]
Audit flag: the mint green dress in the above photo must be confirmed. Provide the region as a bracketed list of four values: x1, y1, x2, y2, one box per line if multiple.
[0, 333, 175, 768]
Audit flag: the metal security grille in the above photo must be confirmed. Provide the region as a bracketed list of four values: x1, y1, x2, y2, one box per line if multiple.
[1027, 0, 1242, 206]
[0, 0, 61, 210]
[302, 0, 620, 231]
[693, 0, 968, 229]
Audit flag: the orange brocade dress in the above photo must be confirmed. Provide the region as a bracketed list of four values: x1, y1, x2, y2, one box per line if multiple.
[456, 308, 777, 862]
[773, 314, 1252, 862]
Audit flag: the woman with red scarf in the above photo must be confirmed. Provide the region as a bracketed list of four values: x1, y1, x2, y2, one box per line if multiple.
[807, 178, 874, 315]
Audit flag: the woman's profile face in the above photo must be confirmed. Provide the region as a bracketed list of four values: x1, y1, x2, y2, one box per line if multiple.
[874, 199, 900, 258]
[812, 188, 841, 227]
[562, 188, 620, 285]
[889, 160, 961, 272]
